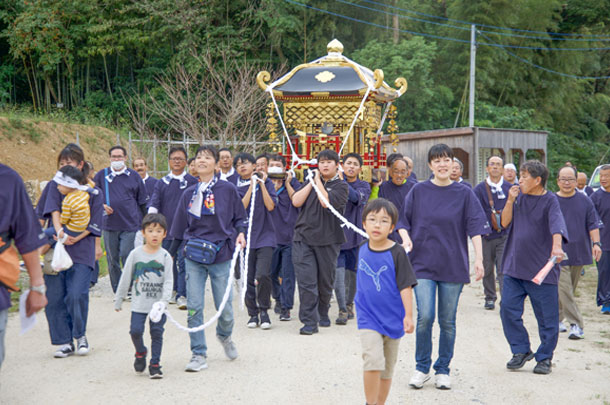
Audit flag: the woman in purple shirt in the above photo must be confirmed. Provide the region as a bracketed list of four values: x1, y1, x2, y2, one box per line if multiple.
[396, 144, 488, 390]
[38, 144, 103, 358]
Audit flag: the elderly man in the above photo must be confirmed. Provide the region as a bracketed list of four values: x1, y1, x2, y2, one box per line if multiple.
[450, 158, 471, 188]
[218, 148, 236, 182]
[504, 164, 518, 185]
[474, 156, 512, 310]
[591, 164, 610, 314]
[576, 172, 594, 196]
[556, 165, 602, 338]
[133, 157, 158, 201]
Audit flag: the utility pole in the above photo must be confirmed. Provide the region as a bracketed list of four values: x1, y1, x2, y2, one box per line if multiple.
[469, 24, 476, 127]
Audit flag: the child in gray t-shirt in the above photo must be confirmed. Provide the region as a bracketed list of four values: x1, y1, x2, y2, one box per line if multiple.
[115, 214, 173, 379]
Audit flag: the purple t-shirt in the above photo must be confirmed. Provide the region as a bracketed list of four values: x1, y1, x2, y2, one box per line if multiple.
[378, 179, 415, 213]
[237, 178, 278, 249]
[342, 178, 371, 250]
[557, 192, 603, 266]
[0, 164, 47, 310]
[226, 172, 240, 186]
[473, 180, 513, 240]
[271, 178, 302, 246]
[591, 188, 610, 250]
[93, 167, 149, 232]
[502, 192, 568, 285]
[170, 178, 247, 264]
[143, 175, 159, 201]
[397, 181, 490, 283]
[40, 180, 103, 269]
[149, 174, 198, 239]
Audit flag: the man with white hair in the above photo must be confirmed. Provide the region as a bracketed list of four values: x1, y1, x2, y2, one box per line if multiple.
[504, 164, 518, 185]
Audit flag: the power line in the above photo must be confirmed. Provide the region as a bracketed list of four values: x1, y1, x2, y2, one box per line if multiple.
[478, 32, 610, 79]
[288, 0, 610, 51]
[349, 0, 610, 42]
[354, 0, 610, 39]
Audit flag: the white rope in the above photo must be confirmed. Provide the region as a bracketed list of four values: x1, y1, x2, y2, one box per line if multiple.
[149, 175, 260, 331]
[306, 171, 369, 240]
[240, 174, 260, 307]
[338, 86, 372, 156]
[149, 243, 242, 332]
[267, 89, 302, 169]
[376, 102, 392, 137]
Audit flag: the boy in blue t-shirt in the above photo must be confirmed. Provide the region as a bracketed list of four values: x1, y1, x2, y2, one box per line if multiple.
[356, 198, 417, 405]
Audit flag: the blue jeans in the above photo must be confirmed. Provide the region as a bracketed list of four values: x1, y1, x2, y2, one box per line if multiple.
[271, 245, 296, 310]
[103, 230, 136, 293]
[333, 266, 347, 311]
[414, 279, 464, 375]
[163, 239, 186, 298]
[130, 312, 166, 365]
[500, 275, 559, 362]
[185, 258, 234, 357]
[44, 263, 93, 345]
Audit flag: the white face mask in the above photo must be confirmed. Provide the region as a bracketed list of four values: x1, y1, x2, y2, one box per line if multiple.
[111, 160, 125, 171]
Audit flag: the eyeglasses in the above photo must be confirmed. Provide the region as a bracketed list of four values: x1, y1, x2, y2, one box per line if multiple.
[558, 178, 576, 183]
[170, 158, 186, 162]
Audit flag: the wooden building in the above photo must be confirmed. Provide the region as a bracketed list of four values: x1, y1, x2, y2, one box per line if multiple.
[382, 127, 548, 184]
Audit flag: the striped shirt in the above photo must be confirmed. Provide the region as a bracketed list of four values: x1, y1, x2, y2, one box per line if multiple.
[61, 190, 90, 232]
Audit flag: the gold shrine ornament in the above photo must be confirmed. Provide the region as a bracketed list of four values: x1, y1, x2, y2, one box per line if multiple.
[315, 71, 336, 83]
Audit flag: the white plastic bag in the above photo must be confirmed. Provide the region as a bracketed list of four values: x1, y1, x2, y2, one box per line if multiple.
[51, 234, 73, 272]
[134, 230, 143, 248]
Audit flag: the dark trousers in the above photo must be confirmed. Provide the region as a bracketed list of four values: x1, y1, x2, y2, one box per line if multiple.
[245, 247, 274, 316]
[500, 275, 559, 362]
[292, 241, 341, 327]
[596, 250, 610, 306]
[103, 230, 136, 293]
[130, 312, 166, 365]
[90, 261, 100, 286]
[482, 236, 507, 302]
[345, 269, 357, 306]
[44, 263, 92, 345]
[270, 244, 296, 310]
[163, 239, 186, 298]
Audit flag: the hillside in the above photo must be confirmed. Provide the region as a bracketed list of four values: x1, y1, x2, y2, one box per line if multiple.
[0, 116, 125, 184]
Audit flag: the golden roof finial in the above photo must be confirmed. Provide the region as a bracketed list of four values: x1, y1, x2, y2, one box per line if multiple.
[327, 39, 344, 54]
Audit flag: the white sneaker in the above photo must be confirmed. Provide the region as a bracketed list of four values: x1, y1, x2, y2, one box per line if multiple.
[559, 322, 567, 333]
[176, 296, 187, 310]
[409, 370, 430, 389]
[169, 292, 177, 305]
[217, 335, 238, 360]
[76, 336, 89, 356]
[185, 354, 208, 372]
[568, 324, 584, 340]
[435, 373, 451, 390]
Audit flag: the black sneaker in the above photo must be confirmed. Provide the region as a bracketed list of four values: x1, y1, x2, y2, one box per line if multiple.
[273, 301, 281, 314]
[319, 317, 331, 327]
[149, 363, 163, 379]
[54, 342, 75, 358]
[134, 351, 147, 374]
[533, 359, 552, 375]
[506, 351, 535, 369]
[279, 308, 291, 321]
[260, 311, 271, 330]
[299, 325, 319, 335]
[346, 303, 355, 320]
[484, 300, 495, 310]
[247, 315, 259, 328]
